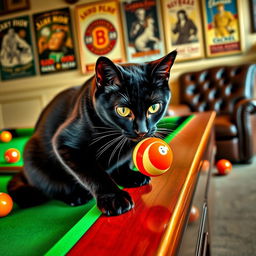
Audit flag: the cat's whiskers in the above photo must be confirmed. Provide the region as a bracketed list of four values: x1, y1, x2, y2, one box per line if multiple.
[96, 135, 123, 159]
[117, 137, 128, 164]
[90, 131, 121, 146]
[153, 133, 166, 140]
[93, 130, 120, 136]
[157, 127, 175, 132]
[96, 135, 122, 155]
[89, 132, 120, 146]
[156, 127, 174, 137]
[92, 126, 116, 130]
[156, 127, 189, 142]
[153, 126, 177, 140]
[156, 131, 173, 137]
[108, 136, 127, 166]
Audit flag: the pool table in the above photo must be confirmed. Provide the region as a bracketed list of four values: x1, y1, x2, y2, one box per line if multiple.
[0, 112, 216, 256]
[0, 128, 33, 172]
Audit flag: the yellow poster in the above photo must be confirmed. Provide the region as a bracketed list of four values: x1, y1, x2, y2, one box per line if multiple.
[203, 0, 242, 57]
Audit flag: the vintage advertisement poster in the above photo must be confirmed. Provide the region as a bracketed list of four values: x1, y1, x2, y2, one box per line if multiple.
[0, 15, 36, 80]
[250, 0, 256, 32]
[33, 8, 77, 74]
[121, 0, 165, 62]
[203, 0, 242, 57]
[75, 1, 125, 74]
[162, 0, 204, 62]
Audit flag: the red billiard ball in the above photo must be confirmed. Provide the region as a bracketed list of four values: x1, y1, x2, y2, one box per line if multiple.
[216, 159, 232, 175]
[0, 131, 12, 143]
[4, 148, 20, 163]
[0, 192, 13, 217]
[133, 138, 173, 177]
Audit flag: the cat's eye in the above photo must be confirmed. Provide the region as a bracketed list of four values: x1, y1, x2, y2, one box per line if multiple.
[148, 103, 161, 114]
[116, 107, 131, 117]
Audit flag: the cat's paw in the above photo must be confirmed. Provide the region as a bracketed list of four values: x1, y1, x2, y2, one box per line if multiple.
[114, 171, 151, 188]
[97, 190, 134, 216]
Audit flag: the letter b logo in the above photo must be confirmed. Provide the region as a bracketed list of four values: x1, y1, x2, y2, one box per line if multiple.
[92, 27, 109, 49]
[85, 19, 117, 55]
[95, 30, 106, 45]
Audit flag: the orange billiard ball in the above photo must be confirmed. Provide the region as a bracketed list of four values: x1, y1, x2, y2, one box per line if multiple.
[0, 131, 12, 143]
[201, 160, 210, 172]
[0, 192, 13, 217]
[216, 159, 232, 175]
[4, 148, 20, 163]
[133, 138, 173, 177]
[189, 205, 199, 223]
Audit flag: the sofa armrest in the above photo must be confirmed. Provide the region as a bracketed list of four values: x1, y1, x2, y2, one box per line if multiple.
[166, 104, 191, 117]
[232, 99, 256, 162]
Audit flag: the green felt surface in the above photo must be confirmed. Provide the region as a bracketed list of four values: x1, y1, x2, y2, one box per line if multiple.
[0, 116, 194, 256]
[0, 176, 96, 256]
[45, 205, 101, 256]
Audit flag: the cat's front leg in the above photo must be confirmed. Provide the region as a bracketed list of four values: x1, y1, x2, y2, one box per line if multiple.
[111, 161, 151, 188]
[54, 144, 134, 216]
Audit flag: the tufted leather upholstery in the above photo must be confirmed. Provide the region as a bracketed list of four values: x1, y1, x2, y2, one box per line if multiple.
[176, 64, 256, 163]
[179, 65, 254, 114]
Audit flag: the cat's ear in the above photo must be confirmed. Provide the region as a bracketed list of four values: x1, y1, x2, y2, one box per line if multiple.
[149, 50, 177, 81]
[95, 56, 122, 88]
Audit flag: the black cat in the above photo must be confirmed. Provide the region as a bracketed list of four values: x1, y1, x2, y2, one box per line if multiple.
[8, 50, 177, 216]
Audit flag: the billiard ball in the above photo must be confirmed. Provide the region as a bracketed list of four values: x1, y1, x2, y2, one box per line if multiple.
[4, 148, 20, 163]
[133, 137, 173, 177]
[201, 160, 210, 172]
[189, 205, 199, 223]
[0, 131, 12, 143]
[216, 159, 232, 175]
[0, 192, 13, 217]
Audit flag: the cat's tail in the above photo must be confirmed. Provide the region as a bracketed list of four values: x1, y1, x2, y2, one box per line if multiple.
[7, 172, 49, 208]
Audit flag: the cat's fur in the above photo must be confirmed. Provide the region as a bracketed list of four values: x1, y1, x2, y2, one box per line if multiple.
[8, 50, 177, 216]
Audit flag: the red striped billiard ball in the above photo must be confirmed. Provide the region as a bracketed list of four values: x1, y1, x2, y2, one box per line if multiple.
[133, 138, 173, 177]
[4, 148, 20, 163]
[0, 131, 12, 143]
[0, 192, 13, 217]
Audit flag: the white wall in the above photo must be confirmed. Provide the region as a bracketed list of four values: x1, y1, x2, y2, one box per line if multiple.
[0, 0, 256, 128]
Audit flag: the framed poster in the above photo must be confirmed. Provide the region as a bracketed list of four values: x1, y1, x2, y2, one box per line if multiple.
[202, 0, 243, 57]
[0, 15, 36, 81]
[120, 0, 165, 62]
[0, 0, 30, 15]
[250, 0, 256, 32]
[75, 0, 126, 74]
[33, 8, 77, 75]
[161, 0, 204, 62]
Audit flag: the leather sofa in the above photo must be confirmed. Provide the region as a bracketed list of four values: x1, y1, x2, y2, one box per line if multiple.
[168, 64, 256, 163]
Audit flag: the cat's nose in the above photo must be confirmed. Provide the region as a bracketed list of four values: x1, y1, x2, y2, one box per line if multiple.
[134, 119, 148, 137]
[134, 131, 147, 137]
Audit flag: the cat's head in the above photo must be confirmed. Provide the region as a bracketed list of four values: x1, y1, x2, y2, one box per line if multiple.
[94, 51, 177, 141]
